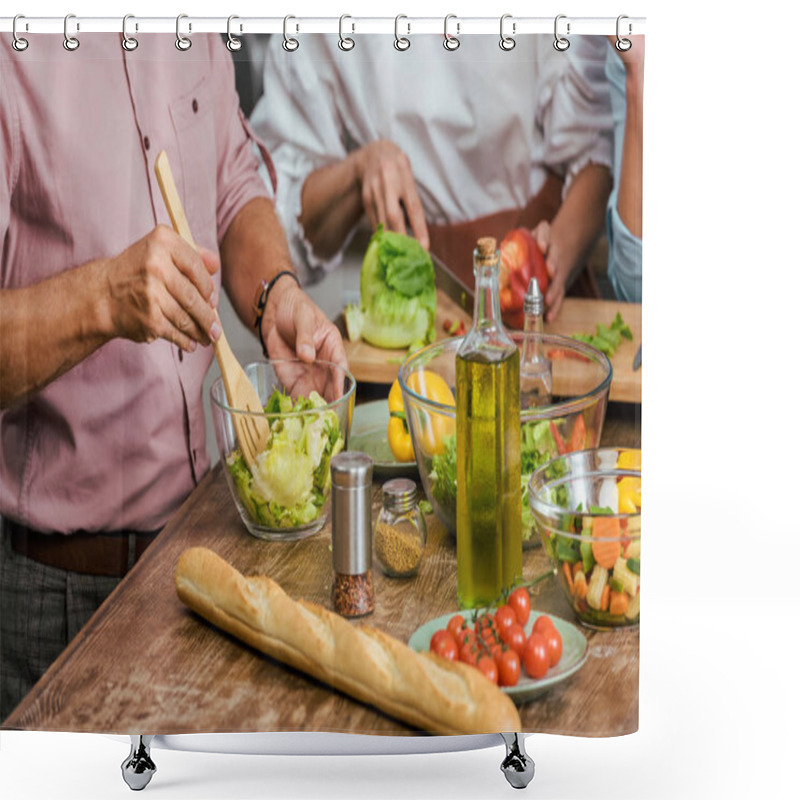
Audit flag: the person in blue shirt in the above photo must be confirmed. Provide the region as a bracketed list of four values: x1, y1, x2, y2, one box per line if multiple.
[605, 37, 644, 303]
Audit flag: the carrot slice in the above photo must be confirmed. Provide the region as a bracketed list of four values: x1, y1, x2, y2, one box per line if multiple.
[609, 590, 629, 616]
[600, 584, 610, 612]
[563, 561, 575, 594]
[592, 517, 622, 569]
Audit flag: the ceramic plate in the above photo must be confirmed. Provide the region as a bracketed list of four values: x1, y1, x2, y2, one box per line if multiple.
[408, 610, 588, 703]
[348, 400, 418, 478]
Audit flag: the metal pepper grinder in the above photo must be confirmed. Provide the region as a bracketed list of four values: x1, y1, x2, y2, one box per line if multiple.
[330, 451, 375, 617]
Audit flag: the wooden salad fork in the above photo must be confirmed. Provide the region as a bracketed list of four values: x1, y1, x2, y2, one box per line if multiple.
[154, 150, 270, 472]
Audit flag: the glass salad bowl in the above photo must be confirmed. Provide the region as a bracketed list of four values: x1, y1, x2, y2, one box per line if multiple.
[397, 333, 612, 546]
[210, 360, 356, 541]
[528, 448, 641, 629]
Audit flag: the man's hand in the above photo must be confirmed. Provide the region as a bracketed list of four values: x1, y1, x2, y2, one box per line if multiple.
[101, 225, 220, 351]
[354, 140, 429, 249]
[262, 278, 348, 397]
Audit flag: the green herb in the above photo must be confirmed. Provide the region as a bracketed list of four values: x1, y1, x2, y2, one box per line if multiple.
[572, 312, 633, 357]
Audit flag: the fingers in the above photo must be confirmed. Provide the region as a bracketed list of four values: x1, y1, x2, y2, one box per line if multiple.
[159, 290, 207, 351]
[292, 300, 317, 363]
[161, 257, 218, 344]
[400, 171, 429, 250]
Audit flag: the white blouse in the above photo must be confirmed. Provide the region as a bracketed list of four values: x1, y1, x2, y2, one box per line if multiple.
[251, 33, 613, 282]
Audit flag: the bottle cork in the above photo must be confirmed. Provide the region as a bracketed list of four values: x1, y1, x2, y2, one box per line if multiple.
[475, 237, 499, 266]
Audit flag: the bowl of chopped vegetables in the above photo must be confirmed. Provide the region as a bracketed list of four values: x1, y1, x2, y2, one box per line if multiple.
[397, 333, 612, 544]
[528, 448, 641, 629]
[210, 360, 355, 541]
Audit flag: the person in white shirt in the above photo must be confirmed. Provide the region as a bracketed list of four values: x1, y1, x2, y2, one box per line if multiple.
[251, 33, 614, 320]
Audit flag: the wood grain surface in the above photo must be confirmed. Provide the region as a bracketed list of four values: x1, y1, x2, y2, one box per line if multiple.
[343, 292, 642, 403]
[3, 404, 640, 737]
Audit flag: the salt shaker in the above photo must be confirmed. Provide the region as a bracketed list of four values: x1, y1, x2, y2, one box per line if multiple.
[330, 451, 375, 617]
[374, 479, 427, 578]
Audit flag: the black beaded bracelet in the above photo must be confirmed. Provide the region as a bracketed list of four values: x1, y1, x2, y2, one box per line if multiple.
[253, 270, 300, 358]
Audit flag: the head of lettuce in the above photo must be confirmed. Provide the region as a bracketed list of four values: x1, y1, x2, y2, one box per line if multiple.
[344, 226, 436, 350]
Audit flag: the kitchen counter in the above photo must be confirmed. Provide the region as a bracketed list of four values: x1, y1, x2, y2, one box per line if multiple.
[3, 404, 639, 737]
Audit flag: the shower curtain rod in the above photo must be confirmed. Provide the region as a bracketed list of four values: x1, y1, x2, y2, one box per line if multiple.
[0, 15, 646, 37]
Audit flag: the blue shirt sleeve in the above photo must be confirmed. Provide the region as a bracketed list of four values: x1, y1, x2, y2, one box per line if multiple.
[605, 48, 642, 304]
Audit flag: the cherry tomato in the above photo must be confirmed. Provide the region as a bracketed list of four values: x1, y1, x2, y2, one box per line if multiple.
[541, 626, 563, 667]
[475, 612, 494, 634]
[523, 633, 550, 679]
[477, 654, 499, 684]
[532, 615, 555, 637]
[459, 642, 479, 667]
[433, 635, 459, 662]
[490, 643, 505, 666]
[493, 605, 517, 635]
[447, 614, 465, 640]
[430, 629, 455, 653]
[501, 623, 526, 656]
[456, 627, 475, 649]
[498, 649, 521, 687]
[508, 588, 531, 628]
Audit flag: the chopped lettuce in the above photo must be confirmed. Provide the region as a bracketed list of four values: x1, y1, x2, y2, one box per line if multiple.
[344, 226, 436, 349]
[431, 419, 563, 541]
[226, 389, 344, 529]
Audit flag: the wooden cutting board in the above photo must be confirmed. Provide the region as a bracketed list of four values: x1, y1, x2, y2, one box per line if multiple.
[342, 291, 641, 403]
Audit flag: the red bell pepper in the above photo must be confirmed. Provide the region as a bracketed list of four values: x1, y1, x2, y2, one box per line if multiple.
[499, 228, 549, 330]
[568, 415, 587, 453]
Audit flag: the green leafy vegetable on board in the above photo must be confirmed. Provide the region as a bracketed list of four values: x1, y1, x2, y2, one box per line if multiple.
[227, 389, 344, 529]
[572, 312, 633, 357]
[344, 226, 436, 349]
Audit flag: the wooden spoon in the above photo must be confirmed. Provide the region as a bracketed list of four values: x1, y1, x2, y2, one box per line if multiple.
[154, 150, 270, 472]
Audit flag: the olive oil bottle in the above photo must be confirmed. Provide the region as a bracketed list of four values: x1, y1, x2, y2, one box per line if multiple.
[456, 237, 522, 609]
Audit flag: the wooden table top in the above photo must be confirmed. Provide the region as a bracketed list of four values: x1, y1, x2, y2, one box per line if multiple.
[3, 404, 640, 737]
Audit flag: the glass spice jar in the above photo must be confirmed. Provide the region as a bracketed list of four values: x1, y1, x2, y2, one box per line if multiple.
[374, 478, 427, 578]
[330, 451, 375, 618]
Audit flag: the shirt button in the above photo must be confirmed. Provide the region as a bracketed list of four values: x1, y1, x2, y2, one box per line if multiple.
[143, 136, 150, 151]
[192, 98, 198, 113]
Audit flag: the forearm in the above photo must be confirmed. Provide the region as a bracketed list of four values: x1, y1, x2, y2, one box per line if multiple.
[552, 163, 613, 277]
[617, 69, 643, 239]
[298, 153, 365, 260]
[220, 196, 296, 332]
[0, 259, 112, 408]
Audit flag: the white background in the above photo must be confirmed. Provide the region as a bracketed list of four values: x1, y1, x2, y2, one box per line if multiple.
[2, 1, 798, 798]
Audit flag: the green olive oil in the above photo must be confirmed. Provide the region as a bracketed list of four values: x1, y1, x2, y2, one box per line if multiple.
[456, 238, 523, 609]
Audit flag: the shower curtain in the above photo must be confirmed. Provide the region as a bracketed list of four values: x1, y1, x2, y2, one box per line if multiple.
[0, 21, 642, 743]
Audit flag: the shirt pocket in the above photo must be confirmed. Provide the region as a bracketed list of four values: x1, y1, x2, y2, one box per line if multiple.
[169, 76, 218, 248]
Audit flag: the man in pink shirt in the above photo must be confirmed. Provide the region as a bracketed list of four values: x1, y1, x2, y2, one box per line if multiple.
[0, 34, 346, 719]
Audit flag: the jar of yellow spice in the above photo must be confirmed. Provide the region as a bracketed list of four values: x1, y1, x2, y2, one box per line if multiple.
[374, 479, 427, 578]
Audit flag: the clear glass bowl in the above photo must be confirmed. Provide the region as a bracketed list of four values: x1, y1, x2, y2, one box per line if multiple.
[397, 333, 612, 546]
[210, 360, 356, 541]
[528, 448, 641, 630]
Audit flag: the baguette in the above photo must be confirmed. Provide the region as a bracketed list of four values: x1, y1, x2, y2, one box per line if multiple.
[174, 546, 521, 735]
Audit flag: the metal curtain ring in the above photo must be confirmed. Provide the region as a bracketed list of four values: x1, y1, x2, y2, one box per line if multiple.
[443, 14, 460, 51]
[394, 15, 410, 51]
[499, 14, 516, 51]
[63, 14, 80, 51]
[122, 14, 138, 51]
[175, 14, 192, 51]
[283, 15, 299, 52]
[338, 14, 355, 51]
[227, 15, 242, 51]
[616, 14, 632, 52]
[12, 14, 29, 52]
[553, 14, 570, 52]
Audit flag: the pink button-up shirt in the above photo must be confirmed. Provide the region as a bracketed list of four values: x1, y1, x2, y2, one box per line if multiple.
[0, 35, 274, 533]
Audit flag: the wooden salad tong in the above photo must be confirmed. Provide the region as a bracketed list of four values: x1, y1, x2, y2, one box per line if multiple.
[154, 150, 270, 472]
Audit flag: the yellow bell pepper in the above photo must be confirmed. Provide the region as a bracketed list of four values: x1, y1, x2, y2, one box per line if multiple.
[387, 372, 455, 461]
[387, 379, 415, 462]
[617, 476, 641, 513]
[617, 449, 641, 470]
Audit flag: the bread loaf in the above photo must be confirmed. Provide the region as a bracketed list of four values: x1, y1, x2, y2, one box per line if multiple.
[175, 546, 521, 735]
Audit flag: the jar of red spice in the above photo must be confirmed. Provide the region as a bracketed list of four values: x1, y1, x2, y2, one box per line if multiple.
[330, 451, 375, 618]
